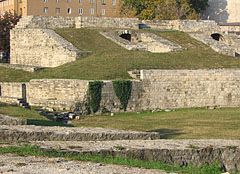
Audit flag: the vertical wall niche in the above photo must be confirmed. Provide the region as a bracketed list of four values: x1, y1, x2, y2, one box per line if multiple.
[211, 33, 223, 41]
[120, 33, 131, 41]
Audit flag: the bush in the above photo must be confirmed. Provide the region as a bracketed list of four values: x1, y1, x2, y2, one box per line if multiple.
[88, 81, 103, 113]
[113, 80, 132, 111]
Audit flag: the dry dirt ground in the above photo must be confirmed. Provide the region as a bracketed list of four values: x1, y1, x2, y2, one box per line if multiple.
[0, 154, 172, 174]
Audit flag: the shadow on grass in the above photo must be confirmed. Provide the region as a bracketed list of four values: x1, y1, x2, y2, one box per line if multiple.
[27, 119, 74, 127]
[148, 129, 183, 139]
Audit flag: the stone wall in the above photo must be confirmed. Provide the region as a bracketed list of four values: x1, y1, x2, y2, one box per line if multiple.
[10, 28, 88, 67]
[15, 16, 75, 29]
[75, 16, 140, 29]
[27, 79, 89, 110]
[140, 69, 240, 110]
[0, 82, 25, 98]
[140, 20, 219, 32]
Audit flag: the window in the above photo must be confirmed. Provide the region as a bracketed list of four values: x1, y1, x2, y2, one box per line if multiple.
[56, 0, 60, 2]
[67, 0, 71, 3]
[90, 8, 94, 15]
[79, 0, 82, 3]
[101, 0, 105, 5]
[44, 0, 48, 2]
[90, 0, 94, 4]
[56, 8, 60, 14]
[44, 7, 48, 13]
[101, 9, 105, 15]
[112, 0, 116, 5]
[78, 8, 83, 15]
[23, 7, 25, 13]
[67, 8, 71, 14]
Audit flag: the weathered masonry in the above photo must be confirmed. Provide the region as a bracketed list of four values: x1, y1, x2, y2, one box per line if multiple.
[1, 69, 240, 112]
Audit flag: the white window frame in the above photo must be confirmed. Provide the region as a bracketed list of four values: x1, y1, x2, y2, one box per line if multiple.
[101, 9, 105, 15]
[78, 8, 83, 15]
[44, 7, 48, 13]
[90, 8, 94, 15]
[67, 7, 71, 14]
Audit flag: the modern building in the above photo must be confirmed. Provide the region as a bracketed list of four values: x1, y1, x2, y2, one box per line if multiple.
[0, 0, 120, 17]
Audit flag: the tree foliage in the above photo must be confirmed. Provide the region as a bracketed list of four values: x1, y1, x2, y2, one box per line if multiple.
[0, 12, 21, 54]
[120, 0, 208, 20]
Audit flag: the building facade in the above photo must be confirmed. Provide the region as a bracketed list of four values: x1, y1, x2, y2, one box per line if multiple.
[0, 0, 119, 17]
[203, 0, 240, 24]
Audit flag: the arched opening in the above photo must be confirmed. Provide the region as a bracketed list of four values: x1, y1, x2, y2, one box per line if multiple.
[120, 33, 131, 41]
[211, 33, 223, 41]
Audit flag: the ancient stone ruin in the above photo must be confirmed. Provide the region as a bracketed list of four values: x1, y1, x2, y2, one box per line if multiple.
[100, 30, 184, 53]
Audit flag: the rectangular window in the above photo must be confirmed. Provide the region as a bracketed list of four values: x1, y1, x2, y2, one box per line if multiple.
[44, 7, 48, 13]
[67, 7, 71, 14]
[101, 9, 105, 15]
[112, 0, 116, 5]
[67, 0, 71, 3]
[101, 0, 105, 5]
[90, 0, 94, 4]
[78, 8, 83, 15]
[79, 0, 82, 3]
[56, 8, 60, 14]
[44, 0, 48, 2]
[56, 0, 60, 2]
[90, 8, 94, 15]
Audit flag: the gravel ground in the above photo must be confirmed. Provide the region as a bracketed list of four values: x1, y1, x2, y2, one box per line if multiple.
[0, 154, 170, 174]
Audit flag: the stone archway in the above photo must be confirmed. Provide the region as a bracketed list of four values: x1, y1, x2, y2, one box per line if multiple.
[211, 33, 224, 41]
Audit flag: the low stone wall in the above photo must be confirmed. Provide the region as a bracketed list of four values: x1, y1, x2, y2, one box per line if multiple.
[140, 69, 240, 110]
[0, 114, 27, 125]
[10, 28, 88, 67]
[189, 32, 236, 56]
[3, 70, 240, 112]
[0, 82, 25, 98]
[15, 16, 75, 29]
[75, 17, 140, 29]
[27, 79, 89, 110]
[32, 139, 240, 172]
[141, 20, 219, 32]
[0, 125, 160, 141]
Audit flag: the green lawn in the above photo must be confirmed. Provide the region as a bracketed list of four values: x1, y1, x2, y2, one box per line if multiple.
[0, 103, 67, 126]
[1, 103, 240, 139]
[1, 28, 240, 82]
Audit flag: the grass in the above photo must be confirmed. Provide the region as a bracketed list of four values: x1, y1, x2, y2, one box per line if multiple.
[0, 144, 225, 174]
[72, 107, 240, 139]
[1, 103, 240, 139]
[0, 103, 68, 126]
[1, 28, 240, 82]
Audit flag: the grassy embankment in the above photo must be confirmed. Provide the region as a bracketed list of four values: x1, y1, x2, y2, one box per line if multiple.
[1, 28, 240, 82]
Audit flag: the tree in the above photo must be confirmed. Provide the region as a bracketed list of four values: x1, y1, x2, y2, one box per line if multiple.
[190, 0, 209, 13]
[0, 12, 21, 56]
[120, 0, 208, 20]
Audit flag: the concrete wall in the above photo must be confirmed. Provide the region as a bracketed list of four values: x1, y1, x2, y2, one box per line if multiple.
[203, 0, 240, 24]
[140, 69, 240, 110]
[10, 28, 82, 67]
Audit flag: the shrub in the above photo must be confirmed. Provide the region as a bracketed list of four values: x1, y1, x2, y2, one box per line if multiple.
[113, 80, 132, 111]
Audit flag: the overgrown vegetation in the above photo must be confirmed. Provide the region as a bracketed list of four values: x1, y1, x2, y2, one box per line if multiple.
[0, 144, 224, 174]
[0, 12, 21, 55]
[113, 80, 132, 111]
[88, 81, 103, 113]
[120, 0, 208, 20]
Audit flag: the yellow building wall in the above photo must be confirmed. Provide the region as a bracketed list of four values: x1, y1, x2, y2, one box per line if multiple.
[27, 0, 119, 17]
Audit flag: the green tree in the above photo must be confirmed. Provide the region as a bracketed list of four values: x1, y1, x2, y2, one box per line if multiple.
[0, 12, 21, 55]
[190, 0, 208, 13]
[120, 0, 208, 20]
